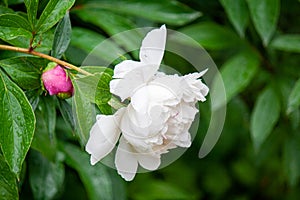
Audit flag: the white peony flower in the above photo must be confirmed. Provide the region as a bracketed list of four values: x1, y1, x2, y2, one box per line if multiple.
[86, 25, 209, 181]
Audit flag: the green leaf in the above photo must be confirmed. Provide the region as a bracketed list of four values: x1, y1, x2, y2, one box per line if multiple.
[1, 1, 8, 7]
[0, 154, 18, 200]
[287, 78, 300, 114]
[67, 27, 127, 65]
[177, 22, 241, 50]
[0, 56, 47, 90]
[220, 0, 249, 37]
[57, 99, 75, 131]
[60, 142, 125, 200]
[247, 0, 280, 46]
[95, 73, 113, 114]
[0, 14, 32, 45]
[212, 51, 260, 109]
[270, 34, 300, 53]
[29, 150, 65, 200]
[74, 67, 113, 114]
[51, 12, 72, 59]
[40, 97, 56, 138]
[71, 67, 114, 143]
[80, 66, 113, 76]
[0, 69, 36, 176]
[34, 29, 55, 52]
[6, 0, 23, 5]
[72, 9, 141, 58]
[130, 179, 192, 200]
[81, 0, 201, 26]
[71, 76, 96, 145]
[0, 13, 31, 31]
[250, 86, 280, 151]
[24, 0, 39, 30]
[0, 5, 14, 15]
[25, 90, 40, 111]
[221, 51, 260, 100]
[284, 137, 300, 186]
[35, 0, 75, 33]
[31, 96, 57, 161]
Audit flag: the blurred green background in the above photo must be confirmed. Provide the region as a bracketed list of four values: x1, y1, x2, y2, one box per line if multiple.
[1, 0, 300, 199]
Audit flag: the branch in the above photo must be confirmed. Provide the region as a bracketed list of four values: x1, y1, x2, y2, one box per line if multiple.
[0, 44, 92, 76]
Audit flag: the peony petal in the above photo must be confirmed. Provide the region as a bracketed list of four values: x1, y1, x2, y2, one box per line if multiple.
[152, 74, 183, 100]
[126, 104, 152, 128]
[110, 25, 168, 101]
[140, 25, 167, 65]
[182, 69, 209, 102]
[110, 63, 158, 101]
[113, 60, 143, 79]
[131, 84, 178, 114]
[173, 132, 191, 148]
[121, 105, 167, 152]
[180, 103, 198, 122]
[137, 153, 161, 170]
[120, 108, 151, 150]
[85, 108, 125, 165]
[115, 136, 138, 181]
[86, 122, 117, 165]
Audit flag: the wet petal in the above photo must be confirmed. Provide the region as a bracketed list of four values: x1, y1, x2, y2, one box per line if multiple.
[115, 136, 138, 181]
[140, 25, 166, 65]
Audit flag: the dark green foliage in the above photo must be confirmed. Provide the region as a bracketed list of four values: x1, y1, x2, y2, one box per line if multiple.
[0, 0, 300, 199]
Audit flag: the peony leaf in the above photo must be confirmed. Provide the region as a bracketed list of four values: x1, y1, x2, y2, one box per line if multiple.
[177, 22, 242, 50]
[250, 86, 280, 151]
[220, 0, 249, 37]
[0, 13, 31, 31]
[0, 57, 47, 90]
[66, 27, 127, 66]
[0, 5, 14, 14]
[71, 9, 141, 59]
[74, 66, 114, 115]
[35, 0, 75, 33]
[0, 154, 18, 200]
[71, 67, 114, 145]
[24, 0, 39, 30]
[270, 34, 300, 53]
[0, 69, 36, 177]
[211, 51, 260, 109]
[60, 142, 126, 200]
[51, 12, 72, 59]
[71, 78, 96, 146]
[29, 150, 64, 200]
[95, 72, 113, 114]
[31, 96, 57, 161]
[247, 0, 280, 46]
[284, 137, 300, 186]
[57, 98, 75, 131]
[79, 0, 201, 26]
[72, 9, 136, 35]
[0, 14, 32, 46]
[287, 78, 300, 114]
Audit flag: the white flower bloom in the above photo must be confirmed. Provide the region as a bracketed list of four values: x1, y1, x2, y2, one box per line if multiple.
[86, 25, 209, 181]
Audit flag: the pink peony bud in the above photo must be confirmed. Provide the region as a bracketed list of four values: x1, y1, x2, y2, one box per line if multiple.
[42, 62, 73, 99]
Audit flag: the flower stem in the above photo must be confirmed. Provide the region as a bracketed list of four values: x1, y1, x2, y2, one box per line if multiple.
[0, 44, 92, 76]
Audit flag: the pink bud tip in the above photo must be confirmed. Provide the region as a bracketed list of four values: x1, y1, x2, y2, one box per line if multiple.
[42, 64, 73, 98]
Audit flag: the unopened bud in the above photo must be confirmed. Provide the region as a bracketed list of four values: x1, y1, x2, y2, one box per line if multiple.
[42, 62, 73, 99]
